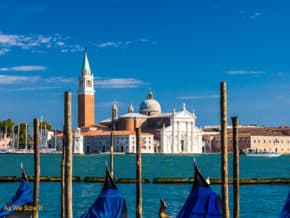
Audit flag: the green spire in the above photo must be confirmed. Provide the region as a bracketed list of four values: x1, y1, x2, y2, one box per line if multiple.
[81, 47, 91, 75]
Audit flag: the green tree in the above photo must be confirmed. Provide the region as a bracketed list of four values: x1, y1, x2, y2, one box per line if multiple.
[40, 120, 53, 131]
[15, 123, 29, 149]
[0, 118, 15, 137]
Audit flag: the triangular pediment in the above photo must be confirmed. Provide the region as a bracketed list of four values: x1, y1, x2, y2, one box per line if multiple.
[174, 110, 196, 119]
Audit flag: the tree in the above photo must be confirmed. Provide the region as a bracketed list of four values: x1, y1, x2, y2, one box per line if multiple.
[0, 118, 15, 138]
[17, 123, 29, 149]
[40, 120, 53, 131]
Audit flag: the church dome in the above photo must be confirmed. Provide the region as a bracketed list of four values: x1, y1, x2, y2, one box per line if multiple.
[139, 90, 161, 115]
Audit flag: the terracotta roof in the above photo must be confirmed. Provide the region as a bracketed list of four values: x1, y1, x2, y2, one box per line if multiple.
[81, 130, 153, 136]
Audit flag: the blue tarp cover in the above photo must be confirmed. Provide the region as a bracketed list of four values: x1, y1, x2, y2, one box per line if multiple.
[280, 191, 290, 218]
[176, 186, 222, 218]
[81, 189, 127, 218]
[0, 172, 33, 218]
[81, 169, 127, 218]
[176, 162, 222, 218]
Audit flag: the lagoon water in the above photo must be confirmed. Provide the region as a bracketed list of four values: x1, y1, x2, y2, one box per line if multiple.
[0, 154, 289, 217]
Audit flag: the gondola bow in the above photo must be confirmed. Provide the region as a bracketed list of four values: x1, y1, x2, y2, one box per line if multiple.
[176, 161, 222, 218]
[81, 168, 127, 218]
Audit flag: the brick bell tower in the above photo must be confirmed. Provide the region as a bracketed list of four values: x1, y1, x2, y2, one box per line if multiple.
[78, 48, 95, 127]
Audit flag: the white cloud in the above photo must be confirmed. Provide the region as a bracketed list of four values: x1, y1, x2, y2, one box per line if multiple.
[139, 38, 157, 45]
[98, 42, 118, 48]
[0, 74, 76, 86]
[0, 48, 9, 55]
[56, 41, 64, 46]
[0, 75, 40, 84]
[0, 65, 46, 72]
[179, 95, 219, 100]
[94, 78, 144, 88]
[249, 12, 264, 19]
[0, 32, 83, 54]
[225, 70, 265, 75]
[15, 86, 60, 91]
[98, 41, 132, 48]
[139, 38, 149, 43]
[44, 77, 75, 83]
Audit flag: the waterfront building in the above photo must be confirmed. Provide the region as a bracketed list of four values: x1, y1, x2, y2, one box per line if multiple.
[78, 48, 95, 128]
[203, 126, 290, 154]
[41, 129, 54, 149]
[98, 91, 203, 154]
[79, 129, 154, 154]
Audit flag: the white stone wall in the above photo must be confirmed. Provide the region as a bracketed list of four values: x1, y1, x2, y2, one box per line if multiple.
[73, 128, 84, 154]
[160, 109, 203, 154]
[82, 133, 154, 154]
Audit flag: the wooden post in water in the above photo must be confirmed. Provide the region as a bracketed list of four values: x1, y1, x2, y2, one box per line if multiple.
[64, 92, 73, 218]
[33, 118, 40, 218]
[136, 127, 142, 218]
[220, 81, 230, 218]
[232, 116, 240, 218]
[61, 125, 66, 218]
[110, 131, 114, 178]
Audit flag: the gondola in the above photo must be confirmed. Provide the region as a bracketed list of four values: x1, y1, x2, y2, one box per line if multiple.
[81, 168, 127, 218]
[160, 161, 222, 218]
[279, 191, 290, 218]
[0, 165, 33, 218]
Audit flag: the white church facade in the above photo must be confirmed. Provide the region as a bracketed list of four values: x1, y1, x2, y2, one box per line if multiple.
[159, 105, 203, 153]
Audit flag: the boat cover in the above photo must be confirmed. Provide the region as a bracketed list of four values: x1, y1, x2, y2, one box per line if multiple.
[176, 161, 222, 218]
[81, 169, 127, 218]
[280, 191, 290, 218]
[0, 170, 33, 218]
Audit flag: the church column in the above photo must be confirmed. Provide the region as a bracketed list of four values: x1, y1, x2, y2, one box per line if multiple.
[186, 122, 190, 152]
[191, 121, 194, 152]
[171, 116, 175, 153]
[177, 121, 180, 153]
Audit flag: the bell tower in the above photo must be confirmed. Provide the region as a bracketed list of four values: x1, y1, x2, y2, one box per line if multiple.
[78, 48, 95, 127]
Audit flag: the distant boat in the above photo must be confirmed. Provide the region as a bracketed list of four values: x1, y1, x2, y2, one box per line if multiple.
[0, 164, 33, 218]
[80, 168, 127, 218]
[0, 149, 7, 154]
[245, 148, 281, 157]
[279, 191, 290, 218]
[159, 161, 222, 218]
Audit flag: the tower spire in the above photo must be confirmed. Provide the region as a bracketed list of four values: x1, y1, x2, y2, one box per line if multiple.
[81, 47, 91, 76]
[78, 47, 95, 127]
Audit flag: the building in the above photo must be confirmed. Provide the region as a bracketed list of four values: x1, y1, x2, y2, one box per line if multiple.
[203, 125, 290, 154]
[97, 90, 204, 154]
[74, 129, 154, 154]
[78, 48, 95, 128]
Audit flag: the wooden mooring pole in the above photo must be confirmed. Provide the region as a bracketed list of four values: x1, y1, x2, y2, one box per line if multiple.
[61, 125, 66, 218]
[110, 131, 114, 178]
[33, 118, 40, 218]
[136, 127, 142, 218]
[232, 116, 240, 218]
[220, 81, 230, 218]
[64, 92, 73, 218]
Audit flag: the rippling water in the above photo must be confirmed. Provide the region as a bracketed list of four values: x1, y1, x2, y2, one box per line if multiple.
[0, 154, 289, 217]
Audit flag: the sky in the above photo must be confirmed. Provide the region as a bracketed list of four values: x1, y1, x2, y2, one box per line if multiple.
[1, 0, 290, 129]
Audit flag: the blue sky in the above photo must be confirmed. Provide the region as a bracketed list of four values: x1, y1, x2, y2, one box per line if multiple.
[1, 0, 290, 129]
